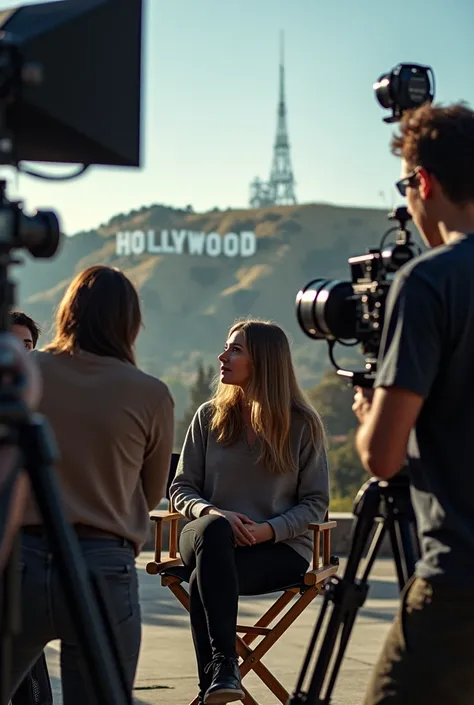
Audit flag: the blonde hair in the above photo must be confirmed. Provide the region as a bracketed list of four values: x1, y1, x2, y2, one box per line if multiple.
[209, 319, 327, 474]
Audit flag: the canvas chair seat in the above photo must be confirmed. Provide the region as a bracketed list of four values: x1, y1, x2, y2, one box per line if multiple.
[161, 563, 307, 596]
[147, 453, 339, 705]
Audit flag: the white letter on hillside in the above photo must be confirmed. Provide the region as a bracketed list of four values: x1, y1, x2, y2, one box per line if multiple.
[160, 230, 175, 254]
[131, 230, 146, 255]
[205, 233, 221, 257]
[170, 230, 187, 255]
[188, 231, 206, 255]
[147, 230, 162, 254]
[240, 231, 257, 257]
[116, 231, 131, 256]
[222, 233, 239, 257]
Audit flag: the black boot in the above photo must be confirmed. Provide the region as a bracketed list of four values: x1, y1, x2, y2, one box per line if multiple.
[203, 654, 244, 704]
[198, 663, 212, 704]
[198, 682, 208, 705]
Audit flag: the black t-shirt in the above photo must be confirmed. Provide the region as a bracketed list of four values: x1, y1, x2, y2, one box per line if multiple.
[375, 233, 474, 585]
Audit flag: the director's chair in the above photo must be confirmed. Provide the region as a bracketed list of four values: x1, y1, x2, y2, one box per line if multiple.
[146, 453, 339, 705]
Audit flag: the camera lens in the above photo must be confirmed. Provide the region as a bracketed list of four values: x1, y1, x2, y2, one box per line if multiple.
[373, 73, 392, 109]
[296, 278, 357, 341]
[19, 210, 61, 258]
[399, 65, 430, 109]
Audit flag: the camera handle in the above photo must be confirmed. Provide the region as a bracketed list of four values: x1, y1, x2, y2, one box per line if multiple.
[327, 340, 376, 389]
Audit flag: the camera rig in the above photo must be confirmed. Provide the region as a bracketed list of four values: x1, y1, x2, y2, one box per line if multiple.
[296, 206, 421, 388]
[295, 62, 434, 388]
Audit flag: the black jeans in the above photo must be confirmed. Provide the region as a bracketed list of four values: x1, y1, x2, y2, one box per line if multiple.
[179, 514, 308, 694]
[12, 653, 52, 705]
[9, 535, 141, 705]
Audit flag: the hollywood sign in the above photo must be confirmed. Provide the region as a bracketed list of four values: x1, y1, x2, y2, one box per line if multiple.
[115, 229, 257, 258]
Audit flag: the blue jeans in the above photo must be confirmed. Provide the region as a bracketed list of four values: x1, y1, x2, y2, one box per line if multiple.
[9, 535, 141, 705]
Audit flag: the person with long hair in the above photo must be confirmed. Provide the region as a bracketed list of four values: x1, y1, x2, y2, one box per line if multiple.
[170, 319, 329, 705]
[8, 266, 174, 705]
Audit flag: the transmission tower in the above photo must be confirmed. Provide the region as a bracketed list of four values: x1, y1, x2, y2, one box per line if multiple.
[249, 32, 297, 208]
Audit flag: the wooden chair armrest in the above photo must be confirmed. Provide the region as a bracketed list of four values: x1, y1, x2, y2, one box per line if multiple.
[303, 562, 339, 588]
[308, 521, 337, 531]
[308, 520, 338, 570]
[148, 509, 182, 567]
[149, 509, 181, 522]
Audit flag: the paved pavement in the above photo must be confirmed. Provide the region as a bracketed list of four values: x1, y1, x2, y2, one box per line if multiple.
[43, 553, 400, 704]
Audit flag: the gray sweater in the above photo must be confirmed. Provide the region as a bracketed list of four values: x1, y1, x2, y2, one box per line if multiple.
[170, 402, 329, 563]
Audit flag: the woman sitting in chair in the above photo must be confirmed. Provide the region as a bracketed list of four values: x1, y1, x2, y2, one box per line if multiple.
[170, 319, 329, 705]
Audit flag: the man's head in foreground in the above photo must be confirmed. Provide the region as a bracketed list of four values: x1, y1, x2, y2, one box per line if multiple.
[10, 311, 41, 351]
[392, 101, 474, 248]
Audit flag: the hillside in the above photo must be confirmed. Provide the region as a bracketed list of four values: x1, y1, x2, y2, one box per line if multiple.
[14, 201, 417, 416]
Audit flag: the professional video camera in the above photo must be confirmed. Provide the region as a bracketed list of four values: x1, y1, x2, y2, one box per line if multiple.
[296, 205, 421, 388]
[295, 63, 434, 390]
[0, 2, 143, 705]
[288, 63, 435, 705]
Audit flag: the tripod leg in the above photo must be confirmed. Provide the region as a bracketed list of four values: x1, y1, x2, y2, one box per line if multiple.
[288, 481, 383, 705]
[289, 478, 417, 705]
[0, 535, 21, 705]
[388, 514, 418, 591]
[320, 519, 391, 702]
[20, 417, 131, 705]
[323, 608, 359, 699]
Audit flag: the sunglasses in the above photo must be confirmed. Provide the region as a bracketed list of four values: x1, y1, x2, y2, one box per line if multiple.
[395, 170, 419, 197]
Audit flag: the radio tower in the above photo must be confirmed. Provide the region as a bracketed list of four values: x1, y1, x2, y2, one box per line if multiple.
[249, 32, 297, 208]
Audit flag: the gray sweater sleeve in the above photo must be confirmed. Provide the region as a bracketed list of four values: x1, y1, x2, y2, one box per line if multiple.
[169, 404, 214, 520]
[267, 424, 330, 543]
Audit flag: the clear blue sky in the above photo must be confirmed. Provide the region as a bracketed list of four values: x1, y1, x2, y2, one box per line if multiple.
[1, 0, 473, 235]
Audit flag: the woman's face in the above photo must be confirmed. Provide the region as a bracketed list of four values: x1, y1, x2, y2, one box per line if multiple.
[218, 329, 252, 388]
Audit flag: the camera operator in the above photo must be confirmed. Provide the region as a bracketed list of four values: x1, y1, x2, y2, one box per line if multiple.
[353, 102, 474, 705]
[8, 265, 174, 705]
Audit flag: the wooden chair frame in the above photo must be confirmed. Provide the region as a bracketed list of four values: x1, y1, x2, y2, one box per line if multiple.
[146, 499, 338, 705]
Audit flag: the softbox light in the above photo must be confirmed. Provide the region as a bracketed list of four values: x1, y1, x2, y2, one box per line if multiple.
[0, 0, 143, 167]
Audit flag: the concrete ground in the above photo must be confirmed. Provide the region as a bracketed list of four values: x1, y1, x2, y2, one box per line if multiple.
[43, 553, 400, 704]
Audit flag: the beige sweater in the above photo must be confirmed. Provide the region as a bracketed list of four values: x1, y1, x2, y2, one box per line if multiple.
[23, 349, 174, 553]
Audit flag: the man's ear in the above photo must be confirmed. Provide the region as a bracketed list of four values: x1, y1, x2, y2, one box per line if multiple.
[417, 167, 432, 200]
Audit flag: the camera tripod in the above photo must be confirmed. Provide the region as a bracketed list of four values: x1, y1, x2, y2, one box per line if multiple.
[0, 184, 131, 705]
[288, 472, 419, 705]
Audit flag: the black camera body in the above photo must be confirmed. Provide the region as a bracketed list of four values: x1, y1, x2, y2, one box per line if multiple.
[349, 208, 419, 344]
[296, 207, 421, 387]
[295, 62, 435, 386]
[373, 63, 435, 123]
